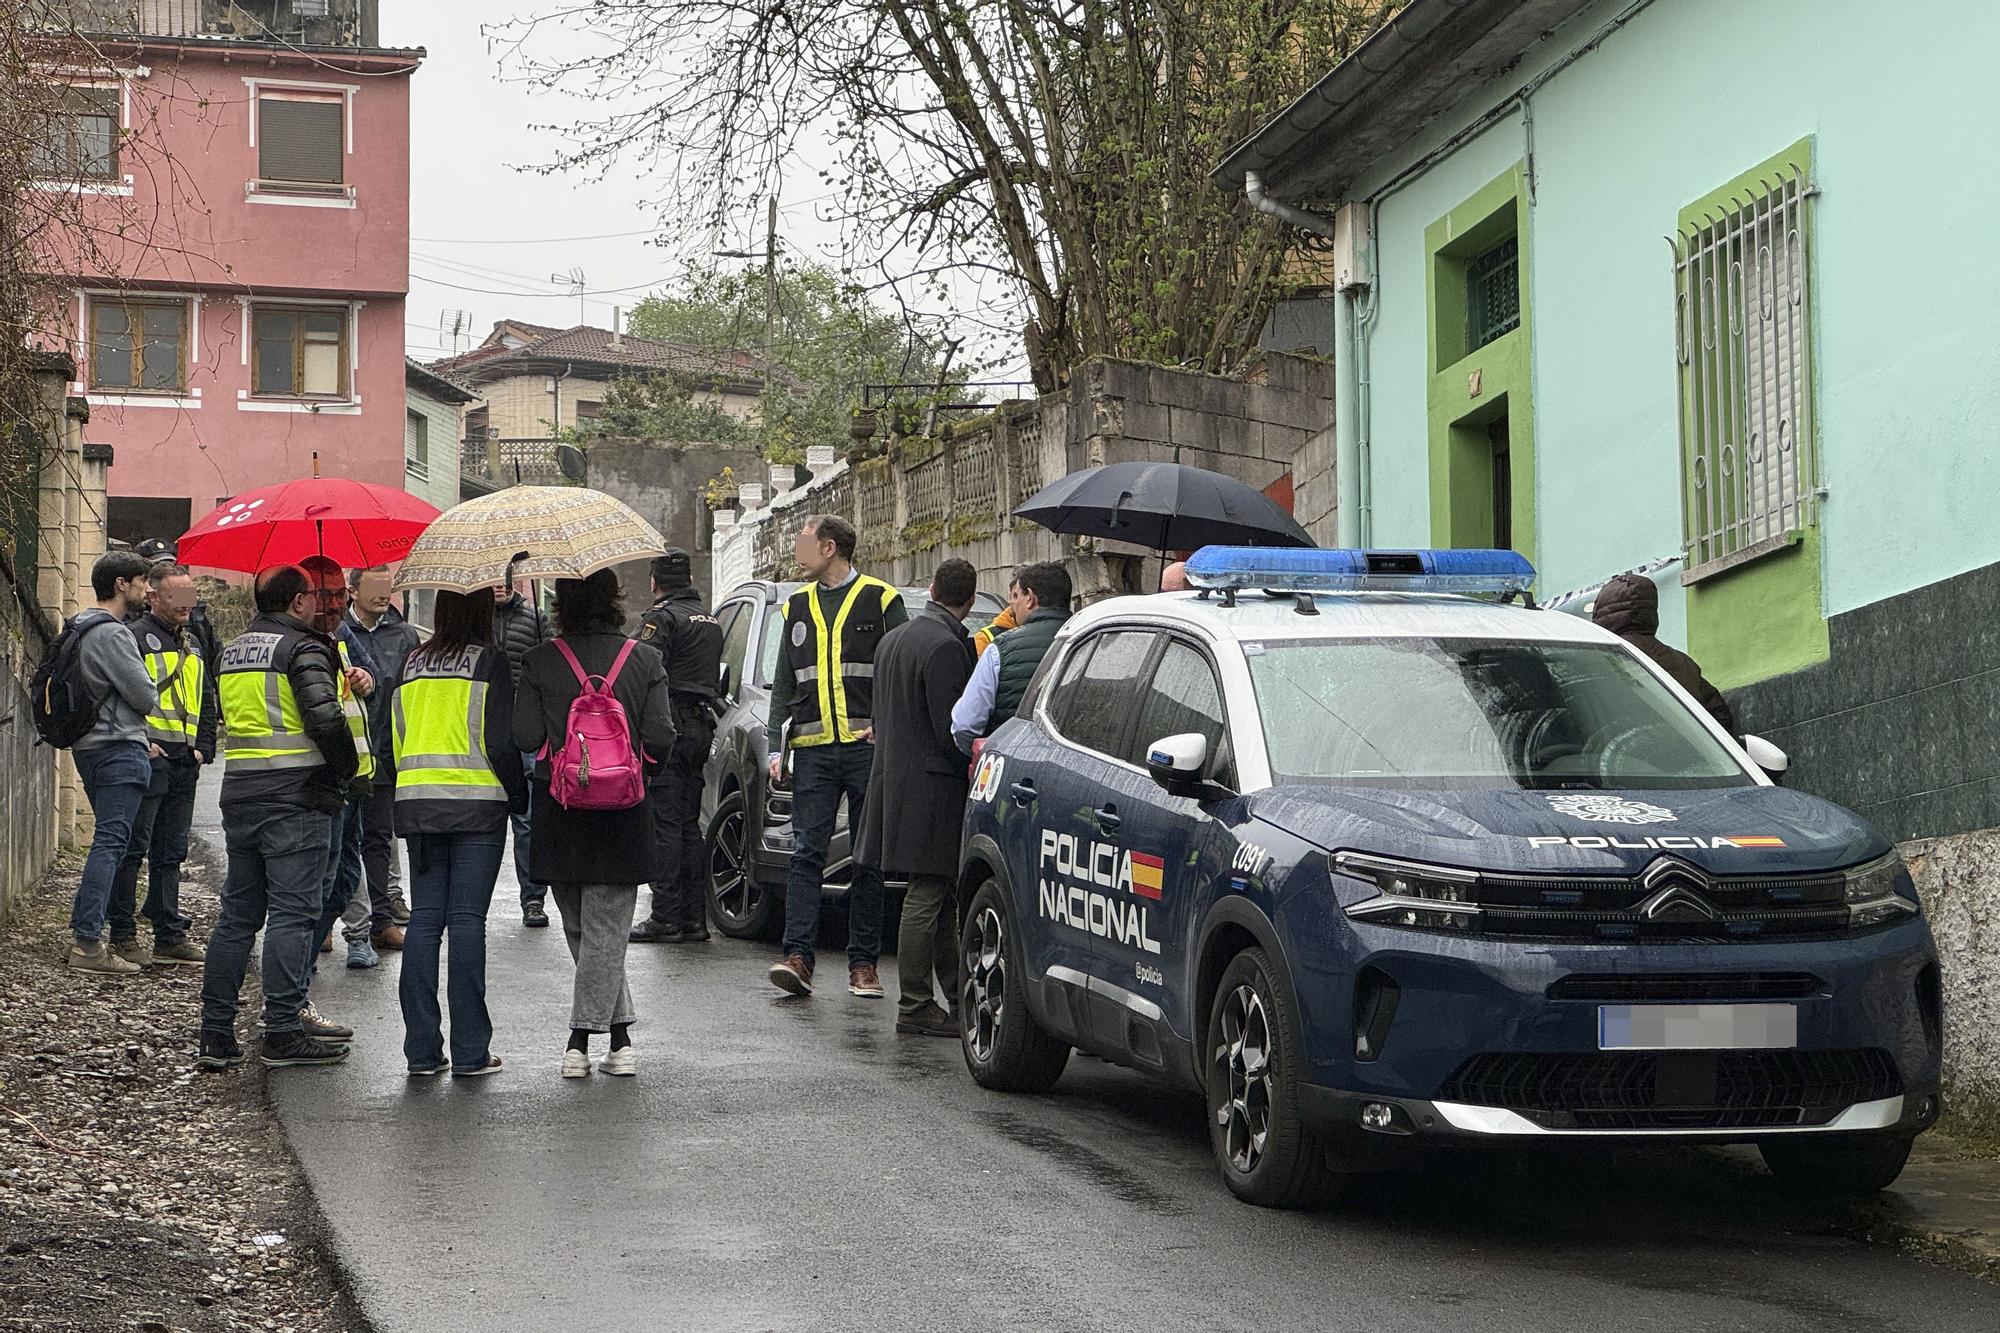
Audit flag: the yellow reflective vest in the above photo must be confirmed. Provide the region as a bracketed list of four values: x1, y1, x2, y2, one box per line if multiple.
[782, 574, 901, 747]
[138, 619, 205, 750]
[220, 627, 324, 773]
[392, 645, 506, 807]
[335, 638, 375, 782]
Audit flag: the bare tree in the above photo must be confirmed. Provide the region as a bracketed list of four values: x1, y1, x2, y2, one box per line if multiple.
[495, 2, 1395, 388]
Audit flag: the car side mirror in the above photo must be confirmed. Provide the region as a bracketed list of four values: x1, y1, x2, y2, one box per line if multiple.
[1741, 733, 1789, 785]
[1146, 732, 1210, 797]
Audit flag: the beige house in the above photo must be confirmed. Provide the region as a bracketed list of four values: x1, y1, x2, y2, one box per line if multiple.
[436, 320, 767, 458]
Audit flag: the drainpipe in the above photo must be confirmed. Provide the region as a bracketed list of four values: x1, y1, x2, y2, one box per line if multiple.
[1245, 172, 1364, 544]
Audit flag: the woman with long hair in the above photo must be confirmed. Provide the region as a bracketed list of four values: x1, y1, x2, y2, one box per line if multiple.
[512, 568, 672, 1077]
[392, 589, 528, 1077]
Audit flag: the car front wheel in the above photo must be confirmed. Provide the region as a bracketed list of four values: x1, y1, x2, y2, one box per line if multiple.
[1205, 948, 1344, 1209]
[706, 791, 778, 939]
[1759, 1134, 1915, 1196]
[960, 879, 1069, 1092]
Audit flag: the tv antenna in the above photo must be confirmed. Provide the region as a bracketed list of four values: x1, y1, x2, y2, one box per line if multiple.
[551, 267, 586, 324]
[439, 308, 470, 355]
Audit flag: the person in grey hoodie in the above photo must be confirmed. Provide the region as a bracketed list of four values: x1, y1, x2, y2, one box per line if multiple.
[69, 549, 160, 976]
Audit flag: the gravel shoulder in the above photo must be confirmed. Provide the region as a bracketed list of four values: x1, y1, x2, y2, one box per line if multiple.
[0, 848, 368, 1333]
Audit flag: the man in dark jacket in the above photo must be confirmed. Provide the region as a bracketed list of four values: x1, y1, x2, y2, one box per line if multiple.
[631, 550, 725, 944]
[339, 566, 422, 965]
[106, 562, 219, 966]
[493, 580, 554, 925]
[952, 561, 1071, 754]
[1592, 572, 1736, 734]
[857, 558, 980, 1036]
[199, 564, 361, 1071]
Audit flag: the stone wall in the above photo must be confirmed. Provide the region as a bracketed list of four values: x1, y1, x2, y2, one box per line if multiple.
[582, 439, 764, 609]
[0, 553, 56, 925]
[1903, 831, 2000, 1134]
[716, 355, 1334, 600]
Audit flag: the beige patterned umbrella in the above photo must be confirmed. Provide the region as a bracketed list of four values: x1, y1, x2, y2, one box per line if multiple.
[392, 486, 665, 593]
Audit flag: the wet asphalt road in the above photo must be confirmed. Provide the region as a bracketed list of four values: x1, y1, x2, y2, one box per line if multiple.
[193, 776, 2000, 1332]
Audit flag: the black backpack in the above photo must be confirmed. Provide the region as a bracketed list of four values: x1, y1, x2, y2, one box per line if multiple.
[30, 612, 115, 749]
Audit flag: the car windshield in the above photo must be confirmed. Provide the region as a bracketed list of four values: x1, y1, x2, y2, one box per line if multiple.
[1243, 637, 1752, 791]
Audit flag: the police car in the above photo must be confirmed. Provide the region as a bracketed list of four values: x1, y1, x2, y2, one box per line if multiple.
[956, 547, 1939, 1207]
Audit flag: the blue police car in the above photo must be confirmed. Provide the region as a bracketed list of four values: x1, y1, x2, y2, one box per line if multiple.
[955, 548, 1940, 1207]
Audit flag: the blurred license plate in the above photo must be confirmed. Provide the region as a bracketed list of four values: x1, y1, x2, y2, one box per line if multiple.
[1598, 1003, 1797, 1051]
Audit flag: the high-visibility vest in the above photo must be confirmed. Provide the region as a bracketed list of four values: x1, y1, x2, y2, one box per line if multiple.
[335, 638, 375, 781]
[139, 621, 204, 750]
[219, 625, 324, 773]
[782, 574, 900, 747]
[392, 645, 506, 805]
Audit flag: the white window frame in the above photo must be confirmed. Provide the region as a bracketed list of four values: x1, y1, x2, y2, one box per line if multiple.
[78, 290, 202, 408]
[29, 75, 137, 197]
[235, 295, 364, 412]
[242, 76, 358, 209]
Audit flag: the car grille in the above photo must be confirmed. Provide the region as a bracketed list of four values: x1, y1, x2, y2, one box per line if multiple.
[1547, 972, 1826, 1001]
[1471, 871, 1851, 942]
[1439, 1049, 1902, 1130]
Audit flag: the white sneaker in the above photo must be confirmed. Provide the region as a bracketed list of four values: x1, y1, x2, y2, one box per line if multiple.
[561, 1048, 593, 1079]
[600, 1047, 637, 1077]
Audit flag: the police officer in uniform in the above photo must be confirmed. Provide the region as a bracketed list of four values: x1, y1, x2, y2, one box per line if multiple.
[630, 550, 725, 944]
[197, 565, 362, 1071]
[105, 562, 218, 965]
[764, 515, 907, 997]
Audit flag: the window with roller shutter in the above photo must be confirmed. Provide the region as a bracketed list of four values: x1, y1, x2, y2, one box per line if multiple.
[257, 96, 343, 187]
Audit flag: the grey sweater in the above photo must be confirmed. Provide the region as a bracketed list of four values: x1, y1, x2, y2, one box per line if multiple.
[72, 612, 158, 751]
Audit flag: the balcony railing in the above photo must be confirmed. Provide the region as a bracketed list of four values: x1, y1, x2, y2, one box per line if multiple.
[49, 1, 377, 48]
[462, 436, 561, 486]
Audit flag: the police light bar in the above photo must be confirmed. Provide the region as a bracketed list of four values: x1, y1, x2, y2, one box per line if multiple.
[1185, 546, 1536, 596]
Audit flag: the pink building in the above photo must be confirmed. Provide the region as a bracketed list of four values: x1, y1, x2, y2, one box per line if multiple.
[39, 2, 421, 548]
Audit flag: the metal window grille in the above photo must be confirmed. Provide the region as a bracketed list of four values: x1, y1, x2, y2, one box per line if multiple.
[1466, 236, 1521, 351]
[1673, 170, 1817, 578]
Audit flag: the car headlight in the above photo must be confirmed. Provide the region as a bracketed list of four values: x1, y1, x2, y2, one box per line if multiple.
[1334, 851, 1482, 933]
[1844, 851, 1920, 929]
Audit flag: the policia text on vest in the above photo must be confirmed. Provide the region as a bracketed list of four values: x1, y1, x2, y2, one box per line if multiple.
[218, 615, 360, 812]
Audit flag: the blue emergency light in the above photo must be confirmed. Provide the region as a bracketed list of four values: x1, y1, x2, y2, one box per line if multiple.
[1185, 546, 1537, 598]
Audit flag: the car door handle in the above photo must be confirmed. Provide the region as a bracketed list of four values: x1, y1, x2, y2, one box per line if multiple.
[1009, 780, 1036, 807]
[1090, 805, 1121, 833]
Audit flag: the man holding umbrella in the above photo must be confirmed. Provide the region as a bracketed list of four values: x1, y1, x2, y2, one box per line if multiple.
[198, 564, 363, 1070]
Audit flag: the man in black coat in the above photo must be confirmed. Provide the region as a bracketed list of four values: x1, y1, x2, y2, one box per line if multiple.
[1592, 572, 1736, 735]
[493, 580, 555, 926]
[855, 558, 980, 1036]
[630, 550, 725, 944]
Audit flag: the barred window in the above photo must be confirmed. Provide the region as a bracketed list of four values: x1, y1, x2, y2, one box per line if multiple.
[1673, 168, 1816, 579]
[1466, 236, 1520, 352]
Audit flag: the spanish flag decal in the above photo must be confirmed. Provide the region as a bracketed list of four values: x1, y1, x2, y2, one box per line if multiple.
[1722, 835, 1787, 848]
[1128, 851, 1166, 901]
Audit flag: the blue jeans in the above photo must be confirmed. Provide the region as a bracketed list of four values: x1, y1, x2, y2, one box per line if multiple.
[107, 755, 201, 945]
[70, 740, 153, 943]
[201, 803, 333, 1036]
[781, 741, 885, 971]
[316, 798, 366, 948]
[513, 751, 544, 908]
[399, 829, 505, 1070]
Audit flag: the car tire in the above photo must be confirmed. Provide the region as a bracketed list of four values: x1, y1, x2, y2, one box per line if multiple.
[1205, 948, 1344, 1209]
[1759, 1133, 1915, 1196]
[959, 879, 1069, 1093]
[706, 791, 778, 940]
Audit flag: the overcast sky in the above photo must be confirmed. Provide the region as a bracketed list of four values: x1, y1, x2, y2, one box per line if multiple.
[383, 2, 1022, 378]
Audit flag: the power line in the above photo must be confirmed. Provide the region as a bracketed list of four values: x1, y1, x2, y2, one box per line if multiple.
[409, 269, 672, 299]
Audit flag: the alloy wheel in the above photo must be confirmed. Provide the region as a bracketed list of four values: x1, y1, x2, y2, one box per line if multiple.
[709, 806, 758, 924]
[1214, 983, 1274, 1174]
[963, 905, 1006, 1062]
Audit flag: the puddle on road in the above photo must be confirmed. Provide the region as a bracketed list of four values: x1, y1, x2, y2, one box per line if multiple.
[980, 1109, 1191, 1216]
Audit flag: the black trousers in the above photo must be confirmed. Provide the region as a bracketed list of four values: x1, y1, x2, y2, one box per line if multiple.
[645, 758, 708, 930]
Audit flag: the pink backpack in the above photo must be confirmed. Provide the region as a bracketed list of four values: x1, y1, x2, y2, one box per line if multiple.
[543, 638, 647, 811]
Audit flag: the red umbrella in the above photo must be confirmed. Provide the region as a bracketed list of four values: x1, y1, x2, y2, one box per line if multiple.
[178, 475, 440, 573]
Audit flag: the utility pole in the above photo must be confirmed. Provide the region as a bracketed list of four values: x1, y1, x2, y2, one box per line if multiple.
[762, 194, 778, 403]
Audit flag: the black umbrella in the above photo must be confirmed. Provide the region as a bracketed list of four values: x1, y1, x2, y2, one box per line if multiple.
[1014, 461, 1313, 552]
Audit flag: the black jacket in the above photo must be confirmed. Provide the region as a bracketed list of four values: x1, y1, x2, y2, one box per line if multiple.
[346, 604, 422, 784]
[390, 644, 529, 836]
[512, 632, 674, 885]
[638, 585, 724, 767]
[493, 593, 552, 684]
[855, 603, 976, 879]
[220, 612, 359, 813]
[1593, 574, 1737, 735]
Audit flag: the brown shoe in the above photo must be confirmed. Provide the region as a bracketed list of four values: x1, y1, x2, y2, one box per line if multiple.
[768, 954, 813, 996]
[848, 965, 884, 999]
[371, 925, 406, 951]
[320, 935, 334, 954]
